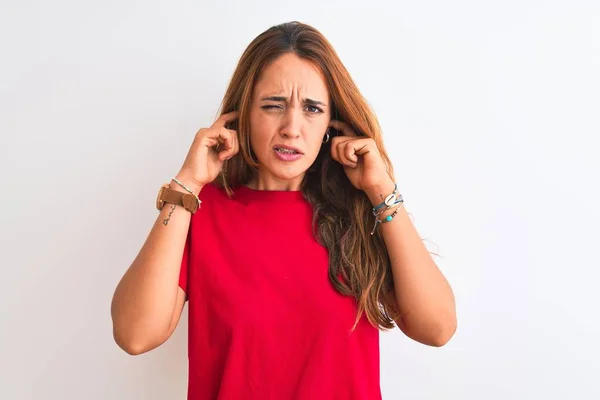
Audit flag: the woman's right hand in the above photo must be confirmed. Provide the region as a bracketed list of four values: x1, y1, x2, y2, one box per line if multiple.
[175, 111, 239, 191]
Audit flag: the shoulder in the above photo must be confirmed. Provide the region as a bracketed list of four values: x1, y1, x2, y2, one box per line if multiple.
[194, 182, 240, 214]
[191, 182, 242, 226]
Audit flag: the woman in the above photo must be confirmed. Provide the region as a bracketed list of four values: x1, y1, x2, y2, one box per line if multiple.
[111, 21, 456, 399]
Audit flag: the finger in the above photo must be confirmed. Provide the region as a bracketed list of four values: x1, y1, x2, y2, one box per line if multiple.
[219, 129, 239, 160]
[215, 128, 235, 160]
[343, 141, 359, 165]
[229, 129, 240, 159]
[339, 141, 358, 168]
[212, 111, 239, 129]
[330, 137, 341, 163]
[331, 140, 355, 169]
[329, 119, 358, 137]
[351, 138, 374, 157]
[330, 135, 352, 163]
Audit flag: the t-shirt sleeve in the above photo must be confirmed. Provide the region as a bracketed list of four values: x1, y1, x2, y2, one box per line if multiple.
[178, 227, 191, 299]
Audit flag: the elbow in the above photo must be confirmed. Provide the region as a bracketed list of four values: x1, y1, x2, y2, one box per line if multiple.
[113, 329, 161, 356]
[399, 311, 457, 347]
[116, 341, 146, 356]
[429, 326, 456, 347]
[111, 305, 165, 356]
[113, 329, 150, 356]
[428, 316, 457, 347]
[119, 344, 146, 356]
[111, 313, 145, 355]
[112, 318, 166, 356]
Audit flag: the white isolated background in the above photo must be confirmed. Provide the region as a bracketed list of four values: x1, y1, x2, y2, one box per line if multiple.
[1, 0, 599, 399]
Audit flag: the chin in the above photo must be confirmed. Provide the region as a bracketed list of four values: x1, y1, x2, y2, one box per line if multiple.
[261, 161, 311, 181]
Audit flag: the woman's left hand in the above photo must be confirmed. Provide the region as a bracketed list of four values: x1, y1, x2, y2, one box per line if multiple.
[328, 119, 394, 195]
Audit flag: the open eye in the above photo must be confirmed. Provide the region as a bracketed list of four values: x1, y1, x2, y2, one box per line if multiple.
[305, 105, 323, 114]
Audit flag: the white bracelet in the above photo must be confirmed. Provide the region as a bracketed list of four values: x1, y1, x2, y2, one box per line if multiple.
[171, 177, 202, 207]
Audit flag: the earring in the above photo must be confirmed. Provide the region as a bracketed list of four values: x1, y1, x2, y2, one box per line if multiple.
[323, 129, 330, 144]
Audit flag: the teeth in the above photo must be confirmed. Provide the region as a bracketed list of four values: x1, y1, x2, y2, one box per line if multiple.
[276, 148, 298, 154]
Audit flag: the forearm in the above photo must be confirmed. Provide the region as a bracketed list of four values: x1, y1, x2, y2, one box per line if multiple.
[111, 178, 201, 351]
[366, 182, 456, 346]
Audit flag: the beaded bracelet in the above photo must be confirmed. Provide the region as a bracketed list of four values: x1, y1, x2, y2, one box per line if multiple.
[370, 183, 405, 235]
[171, 177, 202, 207]
[373, 195, 404, 217]
[370, 200, 405, 235]
[373, 183, 398, 212]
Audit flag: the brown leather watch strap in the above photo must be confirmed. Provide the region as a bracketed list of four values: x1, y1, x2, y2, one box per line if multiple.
[157, 185, 200, 214]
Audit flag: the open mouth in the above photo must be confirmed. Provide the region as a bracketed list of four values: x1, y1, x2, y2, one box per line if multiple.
[273, 145, 303, 161]
[274, 147, 302, 155]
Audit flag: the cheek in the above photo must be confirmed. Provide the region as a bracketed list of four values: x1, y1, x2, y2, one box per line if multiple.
[309, 135, 323, 153]
[248, 110, 269, 146]
[308, 122, 329, 152]
[249, 111, 282, 158]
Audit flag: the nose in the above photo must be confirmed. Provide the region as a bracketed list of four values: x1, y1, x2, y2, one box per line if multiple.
[279, 108, 301, 139]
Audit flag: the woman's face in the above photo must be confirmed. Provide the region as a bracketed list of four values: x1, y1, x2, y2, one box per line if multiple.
[248, 52, 331, 190]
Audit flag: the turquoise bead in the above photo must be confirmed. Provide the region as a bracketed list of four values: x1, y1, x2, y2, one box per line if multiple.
[385, 215, 393, 222]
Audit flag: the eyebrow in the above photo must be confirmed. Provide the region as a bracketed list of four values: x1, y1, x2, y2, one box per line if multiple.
[260, 96, 327, 107]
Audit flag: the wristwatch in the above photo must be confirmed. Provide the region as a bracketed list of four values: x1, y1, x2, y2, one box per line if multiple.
[156, 184, 200, 214]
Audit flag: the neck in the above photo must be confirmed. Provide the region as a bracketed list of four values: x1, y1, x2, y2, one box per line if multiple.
[248, 171, 305, 191]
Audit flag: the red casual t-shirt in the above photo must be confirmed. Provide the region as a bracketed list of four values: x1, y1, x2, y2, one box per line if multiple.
[178, 183, 381, 399]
